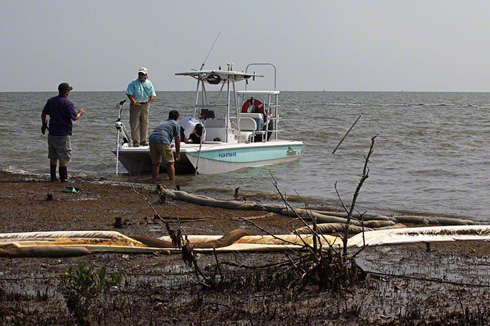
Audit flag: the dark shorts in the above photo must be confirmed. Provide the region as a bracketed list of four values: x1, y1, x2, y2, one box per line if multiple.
[48, 135, 72, 163]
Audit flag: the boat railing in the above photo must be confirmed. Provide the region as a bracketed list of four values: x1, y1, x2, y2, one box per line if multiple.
[230, 116, 256, 143]
[245, 63, 277, 91]
[236, 91, 281, 141]
[240, 64, 280, 141]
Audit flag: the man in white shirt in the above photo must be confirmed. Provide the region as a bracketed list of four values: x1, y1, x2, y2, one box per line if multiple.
[180, 117, 205, 144]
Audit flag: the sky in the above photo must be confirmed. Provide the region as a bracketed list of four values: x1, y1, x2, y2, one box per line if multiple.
[2, 0, 490, 92]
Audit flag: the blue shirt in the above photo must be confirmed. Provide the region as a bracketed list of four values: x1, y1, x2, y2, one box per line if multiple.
[149, 119, 180, 144]
[42, 95, 77, 136]
[125, 78, 156, 102]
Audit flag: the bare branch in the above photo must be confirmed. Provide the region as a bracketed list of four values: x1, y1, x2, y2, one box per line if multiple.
[342, 135, 377, 256]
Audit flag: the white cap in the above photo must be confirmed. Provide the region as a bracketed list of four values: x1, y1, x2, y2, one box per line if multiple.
[138, 67, 148, 75]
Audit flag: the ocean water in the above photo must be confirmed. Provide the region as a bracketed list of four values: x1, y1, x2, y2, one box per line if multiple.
[1, 91, 489, 222]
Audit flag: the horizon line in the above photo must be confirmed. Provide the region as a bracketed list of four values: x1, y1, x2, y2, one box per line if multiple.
[1, 90, 490, 93]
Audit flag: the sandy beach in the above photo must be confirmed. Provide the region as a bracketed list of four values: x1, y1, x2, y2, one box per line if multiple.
[0, 171, 489, 325]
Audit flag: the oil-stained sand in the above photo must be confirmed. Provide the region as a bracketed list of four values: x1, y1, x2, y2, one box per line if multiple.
[0, 171, 489, 325]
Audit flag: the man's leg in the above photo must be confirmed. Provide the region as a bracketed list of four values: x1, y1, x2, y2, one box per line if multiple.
[59, 162, 68, 182]
[48, 136, 58, 181]
[166, 162, 175, 186]
[152, 164, 160, 179]
[58, 136, 71, 182]
[139, 103, 150, 146]
[149, 143, 162, 180]
[50, 159, 58, 181]
[129, 103, 141, 147]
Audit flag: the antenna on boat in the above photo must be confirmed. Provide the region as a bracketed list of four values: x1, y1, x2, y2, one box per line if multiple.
[200, 32, 221, 70]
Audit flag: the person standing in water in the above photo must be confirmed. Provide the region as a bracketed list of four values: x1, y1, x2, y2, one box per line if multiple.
[41, 82, 85, 182]
[149, 110, 180, 185]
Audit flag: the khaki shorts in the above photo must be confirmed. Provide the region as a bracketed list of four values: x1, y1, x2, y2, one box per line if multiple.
[48, 135, 72, 164]
[149, 143, 174, 165]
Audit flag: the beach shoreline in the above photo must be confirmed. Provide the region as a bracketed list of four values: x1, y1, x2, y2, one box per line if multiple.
[0, 171, 489, 325]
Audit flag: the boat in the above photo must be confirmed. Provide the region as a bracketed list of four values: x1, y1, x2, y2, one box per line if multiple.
[113, 63, 303, 175]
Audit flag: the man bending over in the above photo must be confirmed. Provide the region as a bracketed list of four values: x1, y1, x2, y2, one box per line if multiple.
[149, 110, 180, 185]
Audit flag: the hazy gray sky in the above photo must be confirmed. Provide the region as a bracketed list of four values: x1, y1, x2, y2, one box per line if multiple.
[2, 0, 490, 92]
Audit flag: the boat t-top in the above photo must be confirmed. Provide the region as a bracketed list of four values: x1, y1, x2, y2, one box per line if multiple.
[113, 62, 303, 175]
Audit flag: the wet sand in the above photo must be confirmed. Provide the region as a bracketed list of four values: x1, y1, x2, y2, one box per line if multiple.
[0, 171, 489, 325]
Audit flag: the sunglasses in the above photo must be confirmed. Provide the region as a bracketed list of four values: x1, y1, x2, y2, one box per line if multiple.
[138, 73, 147, 77]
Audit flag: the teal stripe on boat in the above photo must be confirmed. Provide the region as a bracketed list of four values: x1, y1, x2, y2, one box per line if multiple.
[187, 145, 302, 163]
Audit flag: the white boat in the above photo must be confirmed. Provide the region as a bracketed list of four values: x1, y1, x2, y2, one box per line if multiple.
[113, 63, 303, 175]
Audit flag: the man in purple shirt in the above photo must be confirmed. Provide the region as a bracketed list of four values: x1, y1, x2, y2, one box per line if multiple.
[41, 82, 85, 182]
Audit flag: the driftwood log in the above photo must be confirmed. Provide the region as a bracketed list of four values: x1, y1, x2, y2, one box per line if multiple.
[162, 189, 475, 226]
[293, 221, 406, 235]
[294, 223, 373, 235]
[364, 220, 396, 228]
[393, 215, 474, 226]
[310, 210, 392, 221]
[163, 190, 260, 210]
[377, 223, 407, 230]
[281, 208, 363, 225]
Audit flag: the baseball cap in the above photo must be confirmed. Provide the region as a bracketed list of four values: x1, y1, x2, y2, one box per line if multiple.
[58, 82, 73, 92]
[138, 67, 148, 75]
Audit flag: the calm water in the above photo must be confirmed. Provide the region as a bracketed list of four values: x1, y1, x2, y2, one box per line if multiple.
[1, 91, 489, 222]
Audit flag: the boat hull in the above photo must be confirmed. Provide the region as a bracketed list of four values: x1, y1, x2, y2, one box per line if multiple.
[112, 145, 194, 175]
[185, 141, 302, 174]
[113, 141, 303, 175]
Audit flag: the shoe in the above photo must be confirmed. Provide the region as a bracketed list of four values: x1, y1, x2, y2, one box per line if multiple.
[133, 144, 140, 147]
[140, 142, 148, 146]
[59, 166, 68, 182]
